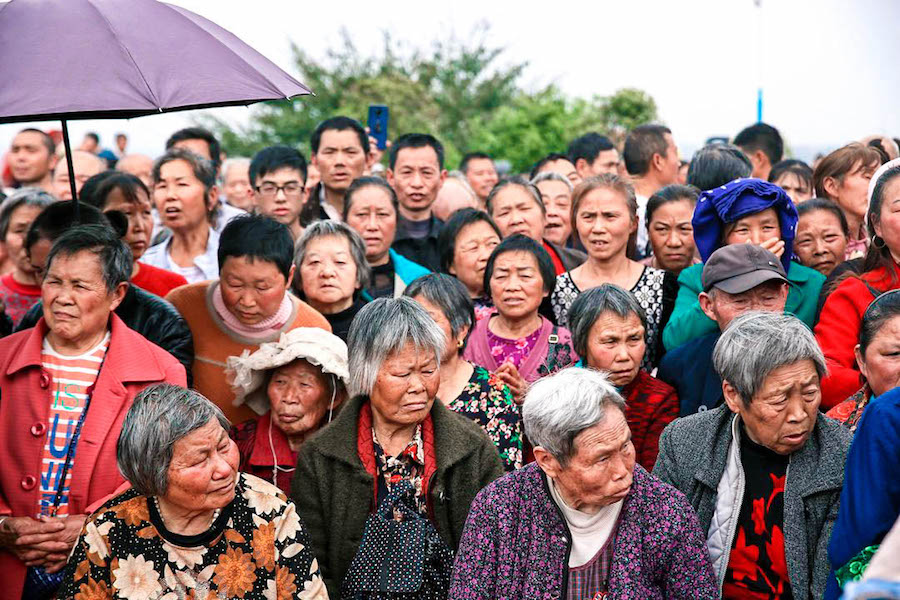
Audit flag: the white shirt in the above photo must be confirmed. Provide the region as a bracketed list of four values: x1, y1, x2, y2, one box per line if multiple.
[142, 226, 220, 284]
[548, 477, 624, 567]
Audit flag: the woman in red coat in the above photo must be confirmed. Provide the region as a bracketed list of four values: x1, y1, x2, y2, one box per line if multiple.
[816, 160, 900, 408]
[0, 225, 185, 600]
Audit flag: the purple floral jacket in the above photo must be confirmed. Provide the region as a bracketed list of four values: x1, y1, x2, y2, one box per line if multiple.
[449, 463, 717, 599]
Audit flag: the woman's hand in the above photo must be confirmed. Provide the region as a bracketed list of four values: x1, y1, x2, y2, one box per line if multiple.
[495, 361, 527, 405]
[757, 237, 785, 258]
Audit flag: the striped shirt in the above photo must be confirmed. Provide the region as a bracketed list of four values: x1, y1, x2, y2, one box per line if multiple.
[37, 332, 109, 516]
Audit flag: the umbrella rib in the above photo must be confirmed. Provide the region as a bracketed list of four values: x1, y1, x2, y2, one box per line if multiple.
[83, 0, 163, 110]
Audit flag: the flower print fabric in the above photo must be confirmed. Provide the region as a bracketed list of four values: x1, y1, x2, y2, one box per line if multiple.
[446, 366, 523, 470]
[486, 325, 542, 369]
[57, 472, 327, 600]
[372, 423, 428, 516]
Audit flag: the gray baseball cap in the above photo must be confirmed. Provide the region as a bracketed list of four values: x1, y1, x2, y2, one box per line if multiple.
[701, 244, 790, 294]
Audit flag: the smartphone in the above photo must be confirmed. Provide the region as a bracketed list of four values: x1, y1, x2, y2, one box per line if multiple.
[367, 105, 389, 151]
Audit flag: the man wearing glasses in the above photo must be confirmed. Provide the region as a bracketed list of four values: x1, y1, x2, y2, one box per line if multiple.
[249, 145, 308, 240]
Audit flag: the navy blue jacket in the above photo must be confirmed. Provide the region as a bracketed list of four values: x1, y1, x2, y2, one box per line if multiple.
[656, 332, 722, 416]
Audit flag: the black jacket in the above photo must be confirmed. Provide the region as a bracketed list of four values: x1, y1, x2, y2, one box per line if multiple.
[16, 285, 194, 386]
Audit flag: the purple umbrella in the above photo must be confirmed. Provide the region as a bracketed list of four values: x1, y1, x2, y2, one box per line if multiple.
[0, 0, 312, 203]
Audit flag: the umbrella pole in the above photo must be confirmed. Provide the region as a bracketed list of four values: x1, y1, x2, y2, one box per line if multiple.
[60, 119, 79, 213]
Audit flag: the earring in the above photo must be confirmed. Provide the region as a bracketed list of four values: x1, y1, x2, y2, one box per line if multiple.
[457, 338, 465, 349]
[873, 235, 887, 250]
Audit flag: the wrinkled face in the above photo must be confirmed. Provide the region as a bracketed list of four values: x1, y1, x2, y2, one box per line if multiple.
[8, 131, 55, 184]
[648, 199, 695, 273]
[794, 209, 848, 276]
[726, 360, 821, 456]
[267, 359, 331, 437]
[412, 294, 466, 363]
[723, 208, 781, 247]
[117, 155, 154, 190]
[773, 172, 812, 205]
[370, 342, 440, 428]
[53, 153, 105, 201]
[5, 204, 44, 276]
[220, 256, 291, 325]
[28, 238, 52, 279]
[586, 149, 620, 176]
[449, 220, 500, 297]
[536, 158, 581, 187]
[873, 177, 900, 261]
[575, 187, 636, 261]
[104, 187, 153, 261]
[834, 161, 876, 221]
[489, 250, 547, 320]
[164, 418, 240, 512]
[153, 159, 216, 233]
[700, 281, 789, 330]
[312, 129, 367, 193]
[465, 158, 499, 200]
[254, 167, 305, 229]
[299, 234, 359, 314]
[432, 179, 479, 222]
[491, 186, 545, 241]
[223, 163, 254, 211]
[540, 408, 635, 513]
[858, 315, 900, 397]
[585, 312, 645, 388]
[389, 146, 444, 215]
[658, 133, 681, 185]
[345, 186, 397, 264]
[538, 180, 573, 246]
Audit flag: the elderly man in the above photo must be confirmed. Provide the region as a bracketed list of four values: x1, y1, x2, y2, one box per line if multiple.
[51, 150, 106, 201]
[654, 312, 851, 600]
[658, 244, 790, 415]
[115, 153, 153, 189]
[450, 367, 718, 599]
[221, 156, 254, 211]
[0, 225, 185, 600]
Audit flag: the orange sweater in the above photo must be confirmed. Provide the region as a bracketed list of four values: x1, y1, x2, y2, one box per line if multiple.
[167, 281, 330, 424]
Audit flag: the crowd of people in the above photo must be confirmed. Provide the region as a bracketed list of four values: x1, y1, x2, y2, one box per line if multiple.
[0, 116, 898, 600]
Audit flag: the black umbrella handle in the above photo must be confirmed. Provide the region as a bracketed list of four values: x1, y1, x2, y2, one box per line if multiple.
[60, 119, 80, 212]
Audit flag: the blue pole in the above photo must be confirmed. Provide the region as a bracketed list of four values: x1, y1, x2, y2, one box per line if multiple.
[757, 88, 763, 122]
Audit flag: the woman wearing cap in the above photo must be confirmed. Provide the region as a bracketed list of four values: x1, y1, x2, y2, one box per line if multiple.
[662, 178, 825, 352]
[227, 327, 349, 493]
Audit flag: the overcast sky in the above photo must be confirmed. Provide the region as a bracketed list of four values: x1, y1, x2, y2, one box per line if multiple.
[2, 0, 897, 162]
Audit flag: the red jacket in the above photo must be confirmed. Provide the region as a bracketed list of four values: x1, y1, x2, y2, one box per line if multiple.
[622, 370, 679, 471]
[815, 264, 900, 409]
[0, 314, 185, 598]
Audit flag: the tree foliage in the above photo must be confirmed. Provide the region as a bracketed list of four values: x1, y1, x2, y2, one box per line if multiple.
[206, 25, 658, 173]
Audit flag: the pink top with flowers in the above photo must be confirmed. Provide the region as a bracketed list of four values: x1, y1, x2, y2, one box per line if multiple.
[486, 326, 542, 369]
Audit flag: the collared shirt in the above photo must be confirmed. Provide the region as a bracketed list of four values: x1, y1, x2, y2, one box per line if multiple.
[214, 199, 248, 234]
[141, 226, 220, 284]
[319, 185, 342, 221]
[372, 423, 427, 515]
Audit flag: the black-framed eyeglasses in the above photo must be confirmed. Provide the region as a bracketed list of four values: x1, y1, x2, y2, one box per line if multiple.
[256, 182, 303, 197]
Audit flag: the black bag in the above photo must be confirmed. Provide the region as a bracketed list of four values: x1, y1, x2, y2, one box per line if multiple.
[341, 480, 454, 599]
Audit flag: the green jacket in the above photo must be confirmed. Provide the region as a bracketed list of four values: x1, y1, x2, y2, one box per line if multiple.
[662, 261, 825, 351]
[291, 395, 505, 598]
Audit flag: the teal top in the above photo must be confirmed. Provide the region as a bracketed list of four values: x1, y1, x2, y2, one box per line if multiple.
[662, 261, 825, 351]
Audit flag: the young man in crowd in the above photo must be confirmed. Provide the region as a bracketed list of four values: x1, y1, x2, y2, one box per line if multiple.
[567, 132, 619, 179]
[734, 122, 784, 180]
[249, 146, 307, 240]
[306, 116, 372, 222]
[387, 133, 447, 271]
[459, 151, 499, 206]
[6, 128, 57, 194]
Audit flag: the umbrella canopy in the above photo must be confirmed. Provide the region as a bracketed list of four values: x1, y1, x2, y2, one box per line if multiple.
[0, 0, 312, 123]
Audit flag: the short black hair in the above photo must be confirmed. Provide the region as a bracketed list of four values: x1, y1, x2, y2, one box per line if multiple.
[217, 214, 294, 280]
[645, 184, 700, 228]
[403, 273, 475, 354]
[733, 122, 784, 166]
[85, 132, 100, 144]
[165, 127, 222, 172]
[768, 159, 813, 188]
[567, 133, 615, 166]
[687, 143, 752, 191]
[81, 171, 149, 211]
[623, 125, 671, 176]
[530, 152, 572, 180]
[16, 128, 55, 155]
[26, 201, 117, 253]
[459, 152, 493, 174]
[46, 224, 132, 292]
[438, 207, 502, 274]
[249, 145, 308, 188]
[310, 116, 369, 155]
[796, 197, 850, 237]
[483, 233, 556, 297]
[389, 133, 444, 169]
[342, 176, 399, 220]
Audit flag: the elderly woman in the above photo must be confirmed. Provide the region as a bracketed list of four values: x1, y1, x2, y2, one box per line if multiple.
[450, 367, 718, 599]
[343, 176, 430, 299]
[640, 183, 700, 276]
[0, 188, 53, 326]
[292, 297, 504, 598]
[142, 148, 221, 283]
[793, 198, 850, 276]
[654, 312, 851, 599]
[464, 235, 578, 400]
[404, 273, 523, 470]
[438, 208, 502, 321]
[56, 384, 327, 600]
[433, 171, 480, 221]
[293, 220, 371, 341]
[568, 284, 678, 471]
[532, 171, 574, 247]
[226, 327, 349, 492]
[167, 214, 330, 424]
[816, 161, 900, 407]
[551, 174, 676, 370]
[663, 178, 825, 352]
[0, 226, 185, 600]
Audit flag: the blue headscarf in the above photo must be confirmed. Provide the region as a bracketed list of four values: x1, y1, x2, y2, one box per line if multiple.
[692, 178, 798, 274]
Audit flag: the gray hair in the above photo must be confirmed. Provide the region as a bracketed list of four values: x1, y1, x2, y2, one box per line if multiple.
[347, 297, 446, 398]
[713, 311, 827, 406]
[568, 284, 647, 359]
[523, 367, 626, 466]
[530, 171, 574, 192]
[0, 188, 54, 241]
[45, 224, 133, 292]
[117, 384, 230, 496]
[444, 171, 478, 201]
[485, 176, 545, 216]
[294, 220, 372, 294]
[220, 157, 250, 183]
[403, 273, 475, 354]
